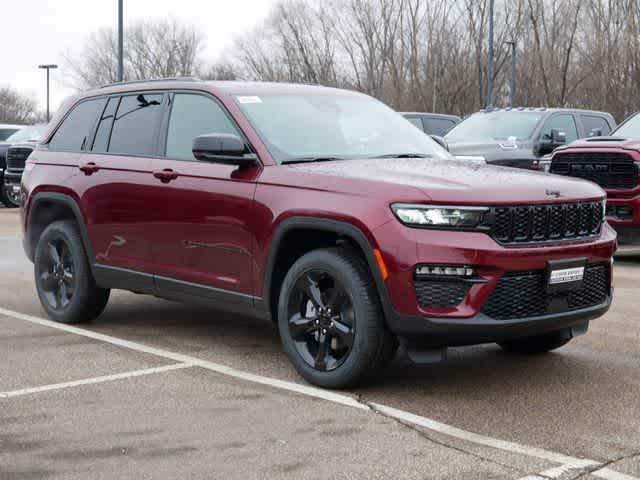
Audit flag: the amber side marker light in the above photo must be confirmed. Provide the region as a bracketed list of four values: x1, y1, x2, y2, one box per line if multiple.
[373, 249, 389, 280]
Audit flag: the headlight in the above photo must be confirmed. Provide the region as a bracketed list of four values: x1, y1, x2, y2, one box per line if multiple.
[391, 204, 489, 228]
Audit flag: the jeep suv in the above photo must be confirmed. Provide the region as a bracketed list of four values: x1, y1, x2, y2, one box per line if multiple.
[20, 80, 616, 388]
[445, 108, 616, 170]
[548, 112, 640, 245]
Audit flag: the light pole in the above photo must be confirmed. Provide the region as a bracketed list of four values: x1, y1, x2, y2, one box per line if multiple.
[38, 64, 58, 123]
[118, 0, 123, 82]
[505, 40, 517, 107]
[486, 0, 494, 108]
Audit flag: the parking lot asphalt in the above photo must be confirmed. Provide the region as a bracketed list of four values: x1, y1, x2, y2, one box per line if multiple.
[1, 208, 639, 480]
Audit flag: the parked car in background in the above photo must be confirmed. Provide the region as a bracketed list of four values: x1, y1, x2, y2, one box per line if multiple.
[2, 124, 46, 207]
[444, 108, 616, 170]
[401, 112, 461, 137]
[20, 80, 614, 388]
[0, 124, 24, 141]
[547, 112, 640, 245]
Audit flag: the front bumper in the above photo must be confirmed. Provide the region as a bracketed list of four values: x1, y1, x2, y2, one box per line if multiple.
[607, 190, 640, 244]
[373, 220, 616, 344]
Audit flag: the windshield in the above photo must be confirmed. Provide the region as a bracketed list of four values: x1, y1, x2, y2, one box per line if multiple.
[613, 113, 640, 138]
[6, 125, 46, 143]
[233, 92, 452, 163]
[445, 111, 543, 142]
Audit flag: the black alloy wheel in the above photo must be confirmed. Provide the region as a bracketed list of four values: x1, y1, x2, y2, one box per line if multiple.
[286, 270, 355, 372]
[37, 238, 76, 311]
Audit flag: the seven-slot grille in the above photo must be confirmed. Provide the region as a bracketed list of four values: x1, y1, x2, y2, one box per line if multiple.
[481, 263, 609, 321]
[6, 146, 33, 171]
[550, 152, 637, 190]
[490, 201, 603, 244]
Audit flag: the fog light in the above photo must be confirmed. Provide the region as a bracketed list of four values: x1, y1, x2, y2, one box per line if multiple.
[415, 265, 475, 277]
[617, 206, 633, 219]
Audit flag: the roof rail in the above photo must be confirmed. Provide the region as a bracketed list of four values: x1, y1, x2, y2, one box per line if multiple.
[97, 77, 201, 88]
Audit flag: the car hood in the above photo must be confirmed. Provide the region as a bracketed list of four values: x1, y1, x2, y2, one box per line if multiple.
[554, 136, 640, 152]
[290, 158, 604, 204]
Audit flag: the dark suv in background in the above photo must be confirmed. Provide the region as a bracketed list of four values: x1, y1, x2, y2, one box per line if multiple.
[0, 125, 45, 207]
[20, 80, 615, 388]
[445, 108, 616, 170]
[401, 112, 461, 137]
[549, 112, 640, 245]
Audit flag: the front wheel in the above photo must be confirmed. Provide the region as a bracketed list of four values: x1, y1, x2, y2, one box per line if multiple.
[278, 247, 397, 388]
[1, 182, 20, 208]
[498, 330, 572, 354]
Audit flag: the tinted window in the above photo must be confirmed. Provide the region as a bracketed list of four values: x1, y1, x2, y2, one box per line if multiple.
[446, 111, 543, 141]
[49, 98, 106, 151]
[582, 115, 611, 137]
[0, 128, 19, 141]
[543, 114, 579, 143]
[92, 97, 119, 152]
[423, 118, 456, 136]
[109, 94, 163, 156]
[166, 94, 239, 161]
[405, 117, 424, 131]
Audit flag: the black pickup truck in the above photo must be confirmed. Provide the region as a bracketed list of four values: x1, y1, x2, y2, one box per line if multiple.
[0, 124, 45, 207]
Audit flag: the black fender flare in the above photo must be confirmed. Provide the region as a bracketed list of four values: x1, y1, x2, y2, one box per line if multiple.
[261, 216, 394, 321]
[26, 192, 95, 272]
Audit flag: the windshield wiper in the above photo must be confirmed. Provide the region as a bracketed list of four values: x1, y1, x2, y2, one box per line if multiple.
[372, 153, 432, 159]
[281, 156, 345, 165]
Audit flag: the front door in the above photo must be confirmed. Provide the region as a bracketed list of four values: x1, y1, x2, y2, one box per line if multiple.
[149, 92, 260, 303]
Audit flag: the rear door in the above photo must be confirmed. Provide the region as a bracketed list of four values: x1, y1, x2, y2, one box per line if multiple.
[149, 91, 259, 300]
[80, 92, 166, 281]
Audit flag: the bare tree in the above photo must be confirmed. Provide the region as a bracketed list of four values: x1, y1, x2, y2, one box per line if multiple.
[0, 88, 40, 124]
[63, 18, 206, 89]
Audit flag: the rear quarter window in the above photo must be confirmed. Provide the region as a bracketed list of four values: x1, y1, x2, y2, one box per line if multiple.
[49, 98, 106, 151]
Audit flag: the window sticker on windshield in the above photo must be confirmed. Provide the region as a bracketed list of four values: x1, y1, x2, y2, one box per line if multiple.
[237, 96, 262, 104]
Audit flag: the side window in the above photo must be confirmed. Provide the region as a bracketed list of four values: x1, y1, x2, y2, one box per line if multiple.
[49, 98, 106, 151]
[544, 114, 579, 143]
[581, 115, 611, 136]
[165, 93, 240, 161]
[405, 117, 424, 131]
[91, 97, 119, 152]
[108, 94, 164, 156]
[423, 118, 456, 136]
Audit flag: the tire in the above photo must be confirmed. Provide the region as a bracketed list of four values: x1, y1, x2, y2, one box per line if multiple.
[498, 330, 572, 354]
[1, 183, 19, 208]
[34, 220, 110, 323]
[277, 246, 397, 388]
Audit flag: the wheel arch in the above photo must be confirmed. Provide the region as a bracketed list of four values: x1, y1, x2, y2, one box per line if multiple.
[261, 217, 393, 323]
[26, 192, 95, 272]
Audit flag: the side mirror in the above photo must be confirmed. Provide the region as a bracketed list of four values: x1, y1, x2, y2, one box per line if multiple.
[192, 133, 258, 167]
[539, 128, 566, 155]
[430, 135, 448, 151]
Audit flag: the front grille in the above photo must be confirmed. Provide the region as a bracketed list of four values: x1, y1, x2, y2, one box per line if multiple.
[6, 147, 33, 171]
[414, 279, 471, 308]
[491, 201, 602, 244]
[551, 152, 637, 189]
[481, 263, 609, 321]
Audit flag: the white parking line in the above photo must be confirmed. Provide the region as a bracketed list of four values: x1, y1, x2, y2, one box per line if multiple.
[0, 306, 637, 480]
[0, 363, 192, 398]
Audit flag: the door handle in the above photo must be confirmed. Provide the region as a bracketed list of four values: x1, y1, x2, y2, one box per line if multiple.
[79, 162, 99, 175]
[153, 168, 179, 183]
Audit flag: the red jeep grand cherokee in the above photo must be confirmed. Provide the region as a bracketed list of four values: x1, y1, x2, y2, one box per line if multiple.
[20, 79, 615, 388]
[549, 112, 640, 245]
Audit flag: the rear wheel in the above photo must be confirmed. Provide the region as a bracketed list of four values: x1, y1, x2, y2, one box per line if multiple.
[498, 330, 571, 354]
[278, 247, 397, 388]
[34, 220, 110, 323]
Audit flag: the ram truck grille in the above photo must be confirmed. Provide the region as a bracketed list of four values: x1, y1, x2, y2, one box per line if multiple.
[550, 152, 637, 190]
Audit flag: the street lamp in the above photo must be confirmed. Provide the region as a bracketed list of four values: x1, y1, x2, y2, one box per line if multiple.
[486, 0, 495, 108]
[505, 40, 517, 107]
[38, 64, 58, 123]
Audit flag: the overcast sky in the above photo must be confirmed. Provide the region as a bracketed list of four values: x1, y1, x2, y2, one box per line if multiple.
[1, 0, 278, 113]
